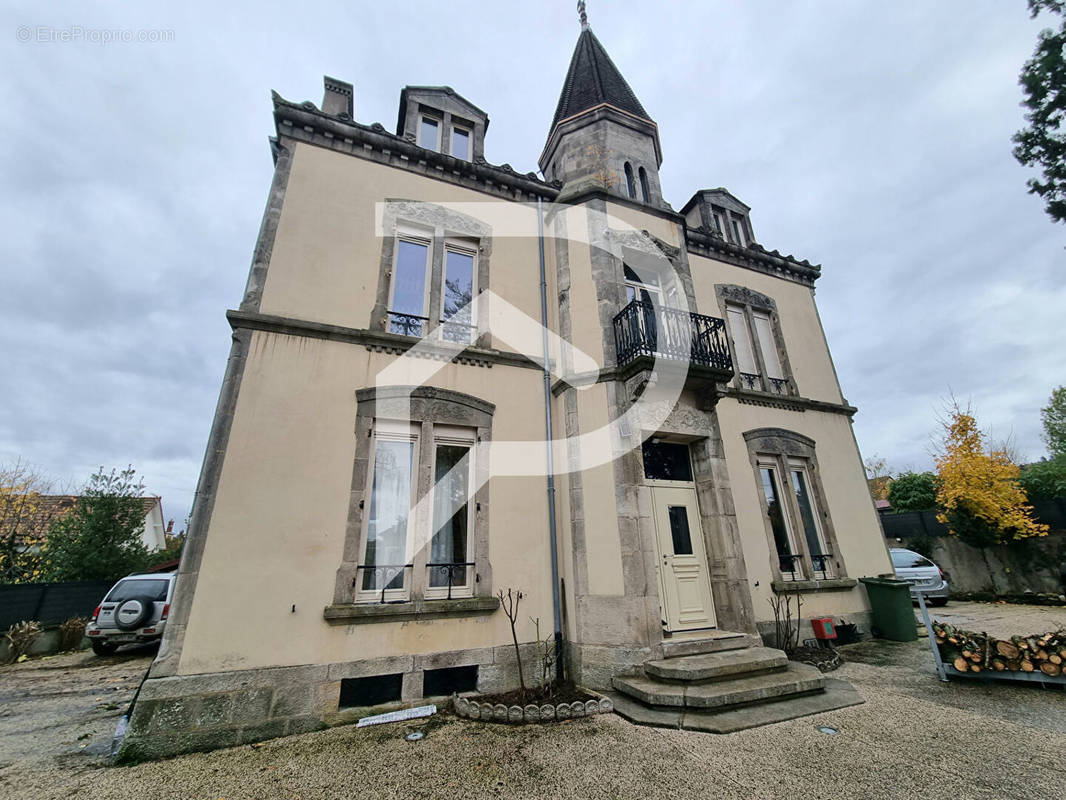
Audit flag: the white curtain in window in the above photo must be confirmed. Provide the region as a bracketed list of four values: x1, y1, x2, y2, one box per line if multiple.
[363, 439, 414, 588]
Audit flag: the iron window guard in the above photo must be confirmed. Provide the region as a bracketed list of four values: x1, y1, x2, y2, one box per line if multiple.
[440, 319, 476, 344]
[355, 564, 413, 604]
[810, 553, 834, 580]
[777, 552, 804, 580]
[777, 553, 834, 581]
[739, 371, 762, 390]
[387, 312, 428, 337]
[612, 300, 732, 372]
[767, 377, 793, 396]
[426, 561, 475, 600]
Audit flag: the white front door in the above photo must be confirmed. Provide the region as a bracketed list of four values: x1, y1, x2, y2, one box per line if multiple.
[651, 486, 717, 631]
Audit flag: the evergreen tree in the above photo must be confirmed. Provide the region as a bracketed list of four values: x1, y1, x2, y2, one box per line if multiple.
[887, 471, 938, 512]
[41, 467, 151, 582]
[1013, 0, 1066, 223]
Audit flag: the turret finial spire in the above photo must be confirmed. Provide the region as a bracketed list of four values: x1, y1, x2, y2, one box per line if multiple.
[577, 0, 589, 30]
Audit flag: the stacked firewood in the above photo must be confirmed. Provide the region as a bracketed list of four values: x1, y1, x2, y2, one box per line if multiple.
[932, 623, 1066, 677]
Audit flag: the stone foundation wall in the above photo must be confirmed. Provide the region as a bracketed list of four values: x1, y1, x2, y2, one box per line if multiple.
[567, 641, 653, 689]
[120, 642, 538, 761]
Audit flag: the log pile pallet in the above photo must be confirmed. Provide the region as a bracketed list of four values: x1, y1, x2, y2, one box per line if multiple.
[932, 622, 1066, 682]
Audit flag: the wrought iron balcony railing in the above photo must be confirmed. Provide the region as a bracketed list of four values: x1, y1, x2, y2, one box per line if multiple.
[613, 300, 733, 373]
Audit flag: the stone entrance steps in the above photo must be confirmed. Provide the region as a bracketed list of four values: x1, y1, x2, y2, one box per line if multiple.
[610, 636, 863, 733]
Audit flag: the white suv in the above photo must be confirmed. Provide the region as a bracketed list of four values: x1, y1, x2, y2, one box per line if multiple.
[86, 573, 177, 656]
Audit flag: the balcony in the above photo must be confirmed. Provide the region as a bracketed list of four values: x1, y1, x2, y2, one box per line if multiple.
[613, 300, 734, 384]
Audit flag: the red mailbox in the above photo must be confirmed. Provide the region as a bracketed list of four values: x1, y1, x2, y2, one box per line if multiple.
[811, 617, 837, 640]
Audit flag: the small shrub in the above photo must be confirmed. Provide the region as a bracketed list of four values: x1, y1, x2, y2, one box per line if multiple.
[58, 617, 87, 651]
[4, 620, 42, 662]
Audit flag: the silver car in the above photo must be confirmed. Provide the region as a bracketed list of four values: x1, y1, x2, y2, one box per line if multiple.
[889, 547, 949, 606]
[86, 573, 176, 656]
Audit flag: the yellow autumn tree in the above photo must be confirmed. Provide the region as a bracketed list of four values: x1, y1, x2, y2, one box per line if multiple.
[935, 406, 1047, 550]
[0, 461, 58, 584]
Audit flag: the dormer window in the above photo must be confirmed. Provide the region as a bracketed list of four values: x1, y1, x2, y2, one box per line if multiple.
[730, 218, 746, 246]
[399, 88, 487, 164]
[451, 126, 471, 160]
[712, 211, 725, 237]
[419, 115, 441, 151]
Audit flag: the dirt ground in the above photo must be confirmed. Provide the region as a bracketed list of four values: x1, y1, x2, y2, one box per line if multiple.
[1, 603, 1064, 800]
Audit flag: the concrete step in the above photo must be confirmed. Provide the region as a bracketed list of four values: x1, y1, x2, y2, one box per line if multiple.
[660, 631, 761, 659]
[645, 647, 788, 683]
[613, 662, 825, 710]
[609, 677, 864, 733]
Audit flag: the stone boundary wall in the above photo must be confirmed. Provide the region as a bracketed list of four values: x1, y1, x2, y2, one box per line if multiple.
[885, 530, 1066, 595]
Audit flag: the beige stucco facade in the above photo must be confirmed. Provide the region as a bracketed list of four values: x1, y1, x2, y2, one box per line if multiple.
[122, 41, 889, 760]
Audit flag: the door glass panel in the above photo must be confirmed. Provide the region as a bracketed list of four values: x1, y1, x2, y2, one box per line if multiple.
[430, 444, 470, 588]
[667, 506, 693, 555]
[390, 239, 429, 335]
[362, 438, 414, 591]
[759, 466, 799, 577]
[642, 440, 693, 481]
[442, 248, 475, 342]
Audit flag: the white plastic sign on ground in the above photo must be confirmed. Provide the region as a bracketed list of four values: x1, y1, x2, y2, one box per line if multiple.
[356, 704, 437, 728]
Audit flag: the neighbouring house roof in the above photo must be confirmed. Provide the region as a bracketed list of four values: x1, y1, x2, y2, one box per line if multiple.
[549, 27, 651, 132]
[875, 499, 892, 511]
[7, 495, 161, 548]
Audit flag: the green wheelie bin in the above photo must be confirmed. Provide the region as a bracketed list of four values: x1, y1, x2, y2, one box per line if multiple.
[859, 576, 918, 641]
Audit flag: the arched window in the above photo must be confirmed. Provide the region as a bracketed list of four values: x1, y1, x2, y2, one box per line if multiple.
[624, 162, 636, 199]
[638, 167, 650, 203]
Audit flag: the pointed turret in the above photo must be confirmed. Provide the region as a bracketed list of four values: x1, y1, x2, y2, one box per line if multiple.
[540, 26, 665, 208]
[549, 28, 652, 131]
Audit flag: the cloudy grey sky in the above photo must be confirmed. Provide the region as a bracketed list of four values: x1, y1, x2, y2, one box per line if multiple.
[2, 1, 1063, 526]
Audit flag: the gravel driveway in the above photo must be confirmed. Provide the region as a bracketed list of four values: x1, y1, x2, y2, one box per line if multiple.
[1, 604, 1063, 800]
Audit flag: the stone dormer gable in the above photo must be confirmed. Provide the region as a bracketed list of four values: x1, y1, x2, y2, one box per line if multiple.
[396, 86, 489, 162]
[549, 28, 652, 131]
[683, 188, 757, 248]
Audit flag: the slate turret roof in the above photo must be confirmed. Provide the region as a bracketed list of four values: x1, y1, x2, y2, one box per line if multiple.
[549, 28, 651, 131]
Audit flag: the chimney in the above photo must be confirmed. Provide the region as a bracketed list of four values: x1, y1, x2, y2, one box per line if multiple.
[322, 76, 354, 118]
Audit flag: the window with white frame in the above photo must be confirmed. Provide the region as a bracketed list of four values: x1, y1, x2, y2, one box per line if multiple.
[719, 287, 794, 396]
[357, 421, 478, 603]
[441, 240, 477, 343]
[450, 125, 471, 160]
[427, 426, 476, 599]
[730, 216, 747, 246]
[756, 454, 834, 581]
[712, 211, 725, 238]
[388, 233, 432, 336]
[757, 458, 803, 580]
[419, 114, 441, 151]
[357, 421, 419, 602]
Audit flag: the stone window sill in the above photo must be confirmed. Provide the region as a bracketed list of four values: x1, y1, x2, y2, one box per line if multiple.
[323, 596, 499, 624]
[770, 578, 858, 593]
